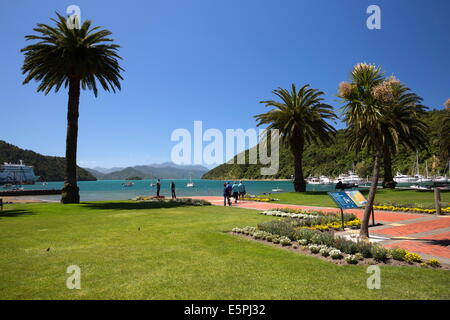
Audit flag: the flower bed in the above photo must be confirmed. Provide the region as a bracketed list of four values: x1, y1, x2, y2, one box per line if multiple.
[373, 204, 450, 214]
[132, 196, 211, 206]
[231, 226, 444, 268]
[240, 195, 278, 202]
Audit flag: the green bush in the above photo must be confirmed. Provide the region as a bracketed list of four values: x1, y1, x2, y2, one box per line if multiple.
[355, 240, 374, 258]
[258, 220, 296, 239]
[372, 245, 389, 262]
[310, 232, 335, 247]
[333, 236, 359, 254]
[390, 247, 407, 261]
[294, 228, 320, 242]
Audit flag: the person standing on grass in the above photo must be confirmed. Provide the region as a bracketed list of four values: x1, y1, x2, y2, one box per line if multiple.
[156, 179, 161, 197]
[238, 181, 246, 198]
[232, 182, 239, 203]
[171, 181, 176, 199]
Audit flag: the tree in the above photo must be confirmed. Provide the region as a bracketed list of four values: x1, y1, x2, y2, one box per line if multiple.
[21, 13, 123, 203]
[380, 79, 428, 188]
[438, 99, 450, 166]
[255, 84, 337, 192]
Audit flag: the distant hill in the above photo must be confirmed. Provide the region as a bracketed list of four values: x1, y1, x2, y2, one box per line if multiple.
[0, 140, 97, 181]
[202, 109, 448, 180]
[85, 162, 209, 180]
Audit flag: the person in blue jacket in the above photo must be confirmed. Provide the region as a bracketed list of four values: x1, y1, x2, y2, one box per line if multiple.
[238, 181, 246, 198]
[223, 182, 232, 206]
[232, 182, 239, 203]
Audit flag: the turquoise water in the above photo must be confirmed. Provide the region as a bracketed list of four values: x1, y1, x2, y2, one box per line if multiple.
[12, 179, 354, 201]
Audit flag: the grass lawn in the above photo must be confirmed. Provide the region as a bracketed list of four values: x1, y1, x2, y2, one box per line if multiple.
[273, 189, 450, 208]
[0, 201, 449, 299]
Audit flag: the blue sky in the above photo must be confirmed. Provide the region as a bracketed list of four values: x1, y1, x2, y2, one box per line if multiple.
[0, 0, 449, 168]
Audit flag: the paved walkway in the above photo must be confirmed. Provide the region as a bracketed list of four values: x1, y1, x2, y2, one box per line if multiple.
[191, 196, 450, 264]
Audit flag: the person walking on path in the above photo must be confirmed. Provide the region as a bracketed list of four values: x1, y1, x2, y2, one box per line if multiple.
[238, 181, 246, 198]
[223, 182, 232, 206]
[171, 181, 176, 199]
[232, 182, 239, 203]
[156, 179, 161, 197]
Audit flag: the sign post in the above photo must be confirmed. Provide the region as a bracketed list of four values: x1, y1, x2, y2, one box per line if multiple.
[328, 191, 368, 230]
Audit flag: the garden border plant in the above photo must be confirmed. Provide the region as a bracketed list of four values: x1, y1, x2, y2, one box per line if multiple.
[230, 227, 447, 269]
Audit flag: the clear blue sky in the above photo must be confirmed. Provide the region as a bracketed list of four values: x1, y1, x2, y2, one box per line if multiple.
[1, 0, 449, 168]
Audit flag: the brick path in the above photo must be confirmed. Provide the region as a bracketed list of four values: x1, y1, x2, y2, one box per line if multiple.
[190, 196, 450, 263]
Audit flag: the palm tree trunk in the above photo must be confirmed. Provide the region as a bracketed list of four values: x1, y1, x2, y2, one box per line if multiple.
[382, 148, 395, 188]
[61, 77, 81, 204]
[291, 138, 306, 192]
[360, 144, 382, 238]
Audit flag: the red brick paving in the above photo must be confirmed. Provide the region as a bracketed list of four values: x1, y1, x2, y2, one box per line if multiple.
[385, 241, 450, 259]
[373, 219, 450, 237]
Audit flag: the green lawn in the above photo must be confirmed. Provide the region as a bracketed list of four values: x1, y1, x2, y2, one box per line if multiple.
[0, 201, 449, 299]
[273, 189, 450, 208]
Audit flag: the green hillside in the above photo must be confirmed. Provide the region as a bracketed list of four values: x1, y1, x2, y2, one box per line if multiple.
[0, 141, 96, 182]
[202, 110, 448, 180]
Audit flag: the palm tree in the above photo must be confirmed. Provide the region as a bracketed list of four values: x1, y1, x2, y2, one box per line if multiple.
[255, 84, 337, 192]
[339, 63, 429, 237]
[21, 13, 123, 203]
[439, 99, 450, 165]
[380, 80, 428, 188]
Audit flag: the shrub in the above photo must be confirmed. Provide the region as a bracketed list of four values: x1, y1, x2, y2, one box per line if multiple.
[354, 252, 364, 261]
[272, 236, 281, 244]
[404, 252, 422, 264]
[280, 237, 292, 246]
[333, 236, 359, 254]
[329, 249, 343, 259]
[319, 247, 331, 257]
[345, 255, 359, 264]
[372, 245, 389, 262]
[389, 247, 407, 261]
[265, 235, 273, 242]
[232, 227, 242, 233]
[294, 228, 320, 242]
[423, 258, 441, 268]
[355, 240, 374, 258]
[298, 239, 309, 246]
[258, 220, 295, 239]
[310, 232, 335, 247]
[308, 244, 321, 254]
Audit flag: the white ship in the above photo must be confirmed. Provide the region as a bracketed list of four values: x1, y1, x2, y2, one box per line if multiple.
[394, 172, 417, 183]
[333, 171, 364, 185]
[307, 175, 333, 185]
[0, 161, 39, 185]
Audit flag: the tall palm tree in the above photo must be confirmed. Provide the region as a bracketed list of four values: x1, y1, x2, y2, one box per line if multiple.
[339, 63, 428, 237]
[21, 13, 123, 203]
[339, 63, 388, 237]
[255, 84, 337, 192]
[381, 81, 428, 188]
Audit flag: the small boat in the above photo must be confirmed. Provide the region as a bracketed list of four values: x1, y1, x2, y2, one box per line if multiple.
[186, 176, 194, 187]
[410, 185, 432, 191]
[394, 172, 417, 183]
[122, 182, 134, 187]
[272, 187, 283, 192]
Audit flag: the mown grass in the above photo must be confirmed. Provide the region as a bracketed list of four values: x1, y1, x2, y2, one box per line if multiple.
[0, 201, 449, 299]
[273, 189, 450, 208]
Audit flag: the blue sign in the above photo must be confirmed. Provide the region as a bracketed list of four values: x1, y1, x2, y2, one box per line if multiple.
[328, 191, 358, 209]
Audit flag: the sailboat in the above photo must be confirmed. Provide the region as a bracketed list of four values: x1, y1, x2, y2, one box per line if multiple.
[186, 176, 194, 187]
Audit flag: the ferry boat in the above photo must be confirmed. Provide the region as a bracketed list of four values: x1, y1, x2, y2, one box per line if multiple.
[307, 175, 333, 185]
[333, 171, 364, 185]
[0, 161, 39, 185]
